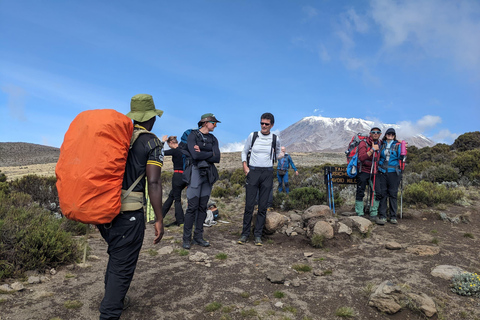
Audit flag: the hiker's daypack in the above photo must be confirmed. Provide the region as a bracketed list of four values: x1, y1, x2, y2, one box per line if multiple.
[246, 131, 278, 166]
[345, 133, 369, 178]
[378, 141, 406, 174]
[56, 109, 150, 225]
[179, 128, 201, 170]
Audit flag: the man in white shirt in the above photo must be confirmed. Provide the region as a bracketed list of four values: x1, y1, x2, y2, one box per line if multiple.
[238, 113, 283, 246]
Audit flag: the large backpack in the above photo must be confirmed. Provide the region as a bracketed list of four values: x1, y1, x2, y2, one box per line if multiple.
[56, 109, 150, 225]
[246, 131, 278, 166]
[345, 133, 369, 178]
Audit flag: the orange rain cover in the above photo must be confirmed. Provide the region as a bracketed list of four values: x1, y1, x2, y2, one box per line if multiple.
[56, 109, 134, 224]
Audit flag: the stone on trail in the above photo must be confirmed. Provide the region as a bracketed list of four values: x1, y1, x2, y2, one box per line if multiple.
[431, 265, 466, 280]
[385, 241, 402, 250]
[265, 211, 288, 233]
[157, 246, 174, 255]
[266, 271, 286, 284]
[302, 205, 333, 221]
[406, 245, 440, 256]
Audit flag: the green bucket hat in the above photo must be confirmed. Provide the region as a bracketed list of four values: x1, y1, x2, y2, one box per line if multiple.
[126, 94, 163, 122]
[197, 113, 221, 127]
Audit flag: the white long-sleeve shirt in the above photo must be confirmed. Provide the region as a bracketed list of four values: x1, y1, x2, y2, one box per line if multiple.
[241, 131, 283, 167]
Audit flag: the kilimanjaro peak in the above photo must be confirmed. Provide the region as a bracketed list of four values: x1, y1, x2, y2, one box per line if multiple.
[279, 116, 435, 152]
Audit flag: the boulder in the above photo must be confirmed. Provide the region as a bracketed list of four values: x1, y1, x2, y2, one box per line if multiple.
[346, 216, 372, 234]
[431, 265, 465, 280]
[308, 220, 334, 239]
[337, 222, 352, 235]
[368, 281, 403, 314]
[407, 293, 437, 317]
[302, 205, 333, 222]
[266, 271, 286, 284]
[265, 211, 288, 233]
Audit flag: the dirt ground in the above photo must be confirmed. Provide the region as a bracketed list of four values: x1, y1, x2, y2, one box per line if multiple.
[1, 150, 479, 320]
[1, 194, 479, 320]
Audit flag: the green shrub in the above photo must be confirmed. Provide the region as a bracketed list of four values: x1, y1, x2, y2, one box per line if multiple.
[230, 168, 246, 186]
[205, 301, 222, 312]
[452, 131, 480, 151]
[452, 149, 480, 177]
[287, 187, 326, 210]
[422, 164, 459, 183]
[451, 272, 480, 297]
[403, 181, 464, 206]
[0, 190, 80, 280]
[292, 264, 311, 272]
[0, 170, 6, 183]
[311, 234, 324, 248]
[60, 219, 88, 236]
[9, 175, 58, 211]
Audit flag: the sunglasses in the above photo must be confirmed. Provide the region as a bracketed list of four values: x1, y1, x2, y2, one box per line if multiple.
[260, 122, 271, 126]
[370, 131, 381, 134]
[208, 121, 217, 125]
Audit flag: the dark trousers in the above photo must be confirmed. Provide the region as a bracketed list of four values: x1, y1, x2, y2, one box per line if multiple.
[355, 172, 371, 201]
[376, 172, 401, 219]
[242, 167, 273, 238]
[183, 165, 212, 242]
[277, 172, 290, 193]
[162, 172, 187, 224]
[98, 210, 145, 320]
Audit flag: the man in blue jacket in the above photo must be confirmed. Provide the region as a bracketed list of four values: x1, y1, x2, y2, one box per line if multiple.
[276, 146, 298, 194]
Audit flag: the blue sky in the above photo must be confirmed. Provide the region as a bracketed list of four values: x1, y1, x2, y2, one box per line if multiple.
[1, 0, 479, 151]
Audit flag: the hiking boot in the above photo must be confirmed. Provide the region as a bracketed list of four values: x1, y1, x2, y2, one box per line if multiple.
[123, 295, 131, 310]
[390, 218, 398, 224]
[369, 215, 377, 222]
[237, 236, 248, 245]
[375, 217, 387, 225]
[254, 237, 263, 246]
[182, 241, 191, 250]
[193, 238, 210, 247]
[165, 221, 179, 227]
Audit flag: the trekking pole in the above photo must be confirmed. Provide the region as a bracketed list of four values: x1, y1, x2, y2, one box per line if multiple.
[329, 170, 335, 215]
[326, 168, 331, 210]
[370, 150, 377, 208]
[400, 156, 406, 219]
[365, 147, 376, 213]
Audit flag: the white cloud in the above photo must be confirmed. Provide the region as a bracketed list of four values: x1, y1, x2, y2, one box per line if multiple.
[431, 129, 459, 144]
[2, 85, 27, 121]
[220, 141, 245, 153]
[396, 115, 442, 138]
[370, 0, 480, 74]
[318, 44, 330, 62]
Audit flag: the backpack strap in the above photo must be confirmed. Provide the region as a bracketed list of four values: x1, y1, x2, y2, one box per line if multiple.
[271, 134, 277, 164]
[250, 131, 259, 148]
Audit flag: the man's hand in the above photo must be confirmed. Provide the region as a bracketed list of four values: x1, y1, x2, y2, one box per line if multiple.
[242, 161, 249, 176]
[372, 144, 379, 151]
[153, 220, 164, 244]
[194, 145, 200, 152]
[295, 171, 299, 176]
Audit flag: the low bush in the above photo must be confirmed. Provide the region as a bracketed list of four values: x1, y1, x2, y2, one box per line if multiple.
[403, 181, 464, 206]
[9, 175, 58, 211]
[451, 272, 480, 297]
[422, 164, 459, 183]
[451, 131, 480, 152]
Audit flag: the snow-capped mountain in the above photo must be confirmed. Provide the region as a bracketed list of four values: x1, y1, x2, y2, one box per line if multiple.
[279, 116, 435, 152]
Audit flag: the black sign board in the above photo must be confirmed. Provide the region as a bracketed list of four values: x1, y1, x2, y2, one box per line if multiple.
[324, 166, 357, 185]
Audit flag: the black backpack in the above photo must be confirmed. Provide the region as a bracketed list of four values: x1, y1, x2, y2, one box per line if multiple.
[246, 131, 278, 166]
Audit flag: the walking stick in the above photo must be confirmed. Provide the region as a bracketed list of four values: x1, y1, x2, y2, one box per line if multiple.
[365, 147, 376, 214]
[329, 169, 335, 215]
[326, 168, 331, 210]
[400, 156, 406, 219]
[370, 151, 377, 208]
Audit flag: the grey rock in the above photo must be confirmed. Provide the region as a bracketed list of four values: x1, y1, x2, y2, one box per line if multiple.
[189, 252, 208, 263]
[0, 284, 14, 293]
[347, 216, 372, 234]
[157, 246, 174, 255]
[341, 211, 356, 216]
[11, 282, 25, 291]
[274, 301, 284, 308]
[292, 278, 301, 287]
[28, 276, 41, 284]
[385, 242, 402, 250]
[265, 211, 288, 233]
[407, 293, 437, 317]
[302, 205, 333, 222]
[266, 271, 286, 284]
[337, 222, 352, 235]
[309, 220, 334, 239]
[289, 213, 302, 222]
[368, 280, 403, 314]
[431, 265, 466, 280]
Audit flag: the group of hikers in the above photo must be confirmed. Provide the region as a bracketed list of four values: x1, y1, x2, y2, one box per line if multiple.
[95, 93, 405, 319]
[354, 126, 407, 225]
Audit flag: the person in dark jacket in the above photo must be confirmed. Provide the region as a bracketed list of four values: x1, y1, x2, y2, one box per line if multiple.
[161, 135, 187, 227]
[375, 128, 406, 225]
[182, 113, 221, 249]
[355, 127, 382, 220]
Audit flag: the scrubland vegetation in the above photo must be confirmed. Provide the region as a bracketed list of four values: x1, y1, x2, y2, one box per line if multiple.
[0, 131, 479, 280]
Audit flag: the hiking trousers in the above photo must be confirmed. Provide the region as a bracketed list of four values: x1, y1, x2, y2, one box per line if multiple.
[99, 209, 145, 320]
[242, 167, 273, 238]
[355, 171, 371, 201]
[277, 171, 289, 193]
[376, 172, 401, 220]
[183, 165, 212, 242]
[162, 172, 187, 224]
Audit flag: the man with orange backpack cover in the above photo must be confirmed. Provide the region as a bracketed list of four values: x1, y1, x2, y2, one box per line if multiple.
[98, 94, 165, 319]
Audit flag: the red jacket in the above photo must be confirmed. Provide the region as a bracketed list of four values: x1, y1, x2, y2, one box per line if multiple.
[357, 137, 381, 174]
